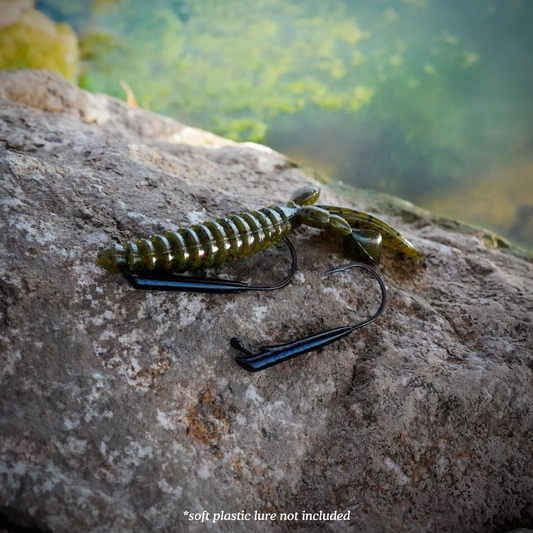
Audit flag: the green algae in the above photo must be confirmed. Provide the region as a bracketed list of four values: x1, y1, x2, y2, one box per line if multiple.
[77, 0, 375, 142]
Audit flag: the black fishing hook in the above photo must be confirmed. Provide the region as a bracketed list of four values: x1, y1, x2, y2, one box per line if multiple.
[120, 238, 297, 293]
[231, 263, 387, 372]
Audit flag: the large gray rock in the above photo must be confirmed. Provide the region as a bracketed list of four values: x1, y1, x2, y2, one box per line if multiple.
[0, 70, 532, 533]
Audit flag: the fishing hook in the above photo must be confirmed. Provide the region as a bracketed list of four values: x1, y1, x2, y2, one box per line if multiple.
[231, 262, 387, 372]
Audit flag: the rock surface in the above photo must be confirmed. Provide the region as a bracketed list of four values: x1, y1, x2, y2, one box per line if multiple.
[0, 70, 532, 533]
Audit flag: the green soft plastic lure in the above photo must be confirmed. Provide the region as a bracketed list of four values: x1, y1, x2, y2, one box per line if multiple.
[96, 185, 422, 277]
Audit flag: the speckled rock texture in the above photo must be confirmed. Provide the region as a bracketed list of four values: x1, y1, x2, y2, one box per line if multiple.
[1, 70, 532, 533]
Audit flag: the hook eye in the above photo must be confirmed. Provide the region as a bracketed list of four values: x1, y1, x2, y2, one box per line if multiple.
[232, 262, 387, 372]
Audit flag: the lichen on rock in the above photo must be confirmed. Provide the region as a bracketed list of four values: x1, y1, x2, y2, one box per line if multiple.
[0, 70, 532, 533]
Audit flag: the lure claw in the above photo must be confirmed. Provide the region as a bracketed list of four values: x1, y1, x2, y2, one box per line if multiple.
[232, 262, 387, 371]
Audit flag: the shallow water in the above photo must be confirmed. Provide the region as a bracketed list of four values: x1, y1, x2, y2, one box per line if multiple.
[38, 0, 533, 248]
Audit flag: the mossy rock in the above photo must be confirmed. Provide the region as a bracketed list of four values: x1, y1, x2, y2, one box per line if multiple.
[0, 6, 78, 82]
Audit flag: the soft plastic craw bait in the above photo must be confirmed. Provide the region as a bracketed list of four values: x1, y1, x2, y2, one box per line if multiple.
[96, 185, 422, 279]
[96, 185, 422, 370]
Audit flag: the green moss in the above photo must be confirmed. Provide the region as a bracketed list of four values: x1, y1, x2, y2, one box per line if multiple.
[0, 8, 78, 82]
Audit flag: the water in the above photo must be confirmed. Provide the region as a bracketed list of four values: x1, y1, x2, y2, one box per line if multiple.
[36, 0, 533, 248]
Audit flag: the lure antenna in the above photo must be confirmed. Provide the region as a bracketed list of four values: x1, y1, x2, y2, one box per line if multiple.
[231, 262, 387, 372]
[120, 238, 297, 293]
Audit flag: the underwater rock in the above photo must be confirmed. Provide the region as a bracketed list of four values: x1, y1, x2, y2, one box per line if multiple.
[0, 70, 532, 533]
[0, 3, 78, 82]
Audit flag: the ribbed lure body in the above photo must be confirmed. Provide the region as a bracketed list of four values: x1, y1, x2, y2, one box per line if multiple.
[96, 205, 300, 275]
